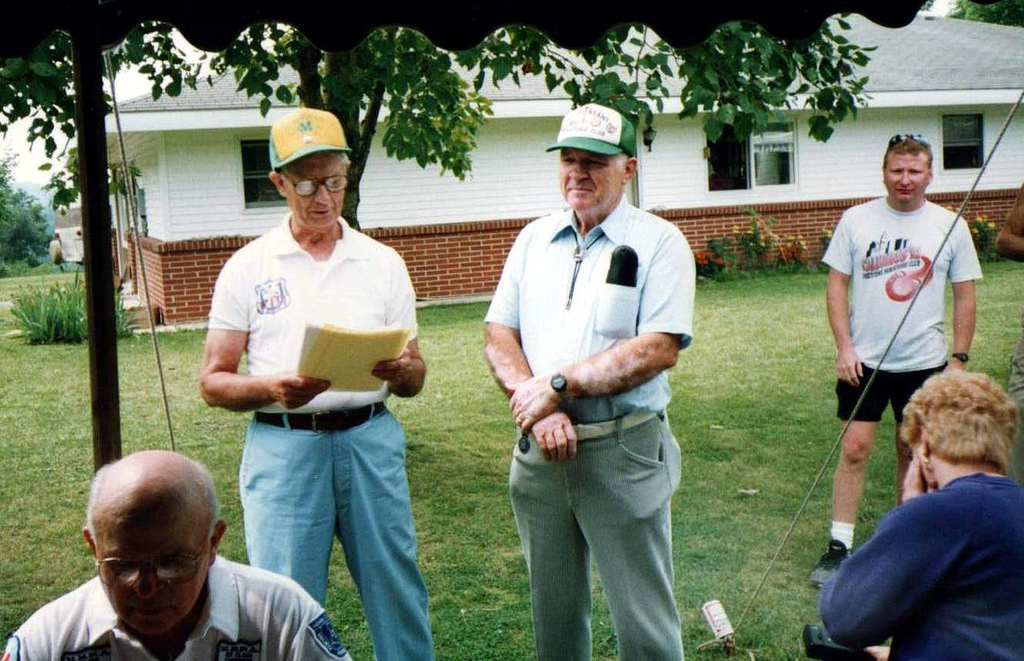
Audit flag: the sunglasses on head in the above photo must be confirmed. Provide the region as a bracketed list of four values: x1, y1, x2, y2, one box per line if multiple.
[888, 133, 931, 148]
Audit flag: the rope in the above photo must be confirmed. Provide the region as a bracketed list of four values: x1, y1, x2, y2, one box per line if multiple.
[728, 84, 1024, 642]
[104, 51, 177, 452]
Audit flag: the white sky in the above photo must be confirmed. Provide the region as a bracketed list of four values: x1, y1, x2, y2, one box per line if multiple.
[2, 3, 955, 186]
[2, 68, 153, 185]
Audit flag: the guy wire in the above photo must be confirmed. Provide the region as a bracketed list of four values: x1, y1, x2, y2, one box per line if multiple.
[731, 83, 1024, 639]
[104, 51, 177, 452]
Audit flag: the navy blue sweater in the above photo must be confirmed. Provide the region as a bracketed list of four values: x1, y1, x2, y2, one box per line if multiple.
[819, 474, 1024, 660]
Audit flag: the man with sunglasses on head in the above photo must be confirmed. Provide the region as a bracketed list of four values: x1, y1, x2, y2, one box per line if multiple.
[4, 450, 352, 661]
[810, 134, 982, 588]
[200, 108, 433, 660]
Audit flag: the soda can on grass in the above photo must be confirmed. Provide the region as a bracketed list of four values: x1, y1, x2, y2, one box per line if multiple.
[701, 599, 735, 640]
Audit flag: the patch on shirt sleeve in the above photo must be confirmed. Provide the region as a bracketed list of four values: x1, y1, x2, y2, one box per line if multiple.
[4, 635, 20, 661]
[217, 640, 262, 660]
[255, 278, 291, 315]
[60, 645, 111, 660]
[309, 612, 349, 659]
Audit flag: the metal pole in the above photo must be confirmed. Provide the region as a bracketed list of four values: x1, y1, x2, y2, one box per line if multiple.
[72, 22, 122, 470]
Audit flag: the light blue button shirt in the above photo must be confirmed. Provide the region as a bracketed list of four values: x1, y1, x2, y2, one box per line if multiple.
[486, 198, 695, 423]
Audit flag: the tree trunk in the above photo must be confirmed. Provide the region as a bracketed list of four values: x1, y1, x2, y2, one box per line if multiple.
[324, 36, 391, 231]
[294, 40, 324, 110]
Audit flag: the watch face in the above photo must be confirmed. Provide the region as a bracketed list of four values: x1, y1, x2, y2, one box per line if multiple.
[551, 374, 567, 392]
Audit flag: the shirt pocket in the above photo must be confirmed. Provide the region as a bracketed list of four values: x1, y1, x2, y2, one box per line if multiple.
[594, 281, 639, 339]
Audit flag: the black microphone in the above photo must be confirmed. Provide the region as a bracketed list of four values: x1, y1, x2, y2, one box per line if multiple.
[606, 245, 638, 287]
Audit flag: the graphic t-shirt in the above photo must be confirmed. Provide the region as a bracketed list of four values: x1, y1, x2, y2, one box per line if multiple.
[822, 198, 982, 372]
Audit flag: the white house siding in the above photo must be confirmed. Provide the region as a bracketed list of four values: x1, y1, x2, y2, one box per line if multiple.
[158, 128, 285, 240]
[357, 115, 568, 229]
[642, 105, 1024, 213]
[127, 134, 165, 239]
[136, 104, 1024, 242]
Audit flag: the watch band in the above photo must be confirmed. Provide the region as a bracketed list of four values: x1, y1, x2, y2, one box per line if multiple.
[951, 352, 969, 363]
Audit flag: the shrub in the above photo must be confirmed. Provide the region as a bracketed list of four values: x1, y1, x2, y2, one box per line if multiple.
[11, 275, 136, 344]
[694, 249, 726, 279]
[968, 213, 1000, 261]
[733, 210, 778, 269]
[820, 226, 835, 251]
[0, 259, 49, 279]
[777, 235, 809, 267]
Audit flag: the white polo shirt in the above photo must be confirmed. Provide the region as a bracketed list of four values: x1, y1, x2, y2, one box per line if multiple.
[208, 215, 418, 413]
[5, 557, 352, 661]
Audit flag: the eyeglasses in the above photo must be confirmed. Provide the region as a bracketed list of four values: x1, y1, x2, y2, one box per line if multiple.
[888, 133, 931, 148]
[283, 174, 347, 197]
[95, 553, 203, 586]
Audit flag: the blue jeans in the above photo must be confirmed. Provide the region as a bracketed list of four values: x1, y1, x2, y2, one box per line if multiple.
[240, 409, 434, 661]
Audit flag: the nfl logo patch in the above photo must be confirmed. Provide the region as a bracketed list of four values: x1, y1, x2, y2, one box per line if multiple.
[255, 278, 291, 315]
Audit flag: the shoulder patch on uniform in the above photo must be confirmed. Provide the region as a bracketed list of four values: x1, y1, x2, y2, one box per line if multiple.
[4, 634, 21, 661]
[60, 645, 111, 660]
[309, 612, 348, 659]
[217, 640, 262, 660]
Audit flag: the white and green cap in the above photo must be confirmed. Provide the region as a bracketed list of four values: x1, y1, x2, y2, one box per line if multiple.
[546, 103, 637, 157]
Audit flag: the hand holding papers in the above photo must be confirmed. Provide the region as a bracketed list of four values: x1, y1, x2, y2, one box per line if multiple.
[297, 324, 413, 392]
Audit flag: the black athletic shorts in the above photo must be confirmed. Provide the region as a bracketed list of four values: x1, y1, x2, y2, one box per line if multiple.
[835, 364, 946, 423]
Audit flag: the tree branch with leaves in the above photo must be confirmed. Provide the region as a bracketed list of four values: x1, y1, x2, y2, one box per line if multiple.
[1, 18, 871, 228]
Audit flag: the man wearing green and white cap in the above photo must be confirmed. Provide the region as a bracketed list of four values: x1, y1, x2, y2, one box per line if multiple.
[200, 107, 434, 660]
[485, 103, 695, 660]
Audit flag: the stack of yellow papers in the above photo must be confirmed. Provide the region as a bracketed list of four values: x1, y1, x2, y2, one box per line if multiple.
[297, 324, 412, 392]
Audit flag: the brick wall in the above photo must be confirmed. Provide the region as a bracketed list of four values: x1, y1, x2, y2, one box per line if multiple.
[128, 188, 1018, 325]
[128, 235, 251, 325]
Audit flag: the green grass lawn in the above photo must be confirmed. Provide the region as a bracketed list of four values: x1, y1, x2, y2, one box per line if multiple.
[1, 262, 1020, 659]
[0, 269, 78, 308]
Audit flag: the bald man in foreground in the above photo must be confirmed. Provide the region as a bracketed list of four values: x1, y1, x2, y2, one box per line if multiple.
[4, 451, 352, 661]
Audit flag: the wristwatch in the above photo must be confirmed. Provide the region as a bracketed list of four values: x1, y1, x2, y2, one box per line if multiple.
[951, 352, 969, 363]
[550, 373, 568, 396]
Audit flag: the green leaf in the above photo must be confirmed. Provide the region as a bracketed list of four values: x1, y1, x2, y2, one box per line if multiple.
[1, 59, 27, 79]
[275, 85, 293, 104]
[808, 115, 833, 141]
[704, 116, 724, 143]
[28, 61, 57, 77]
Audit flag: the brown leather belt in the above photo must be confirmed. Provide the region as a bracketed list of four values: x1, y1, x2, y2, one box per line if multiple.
[255, 402, 386, 432]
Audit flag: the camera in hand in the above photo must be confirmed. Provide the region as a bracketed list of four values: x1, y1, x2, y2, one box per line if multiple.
[803, 624, 874, 660]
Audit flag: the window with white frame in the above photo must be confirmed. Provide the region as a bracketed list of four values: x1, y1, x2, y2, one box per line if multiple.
[707, 122, 795, 191]
[942, 114, 983, 170]
[241, 140, 286, 208]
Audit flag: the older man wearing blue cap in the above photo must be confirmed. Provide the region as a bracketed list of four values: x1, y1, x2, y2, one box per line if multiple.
[200, 107, 433, 660]
[484, 103, 696, 660]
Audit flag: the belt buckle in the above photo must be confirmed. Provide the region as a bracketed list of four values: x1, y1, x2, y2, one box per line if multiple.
[310, 412, 325, 433]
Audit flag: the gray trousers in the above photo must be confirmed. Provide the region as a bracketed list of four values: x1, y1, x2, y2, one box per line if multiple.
[509, 414, 684, 661]
[1009, 309, 1024, 486]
